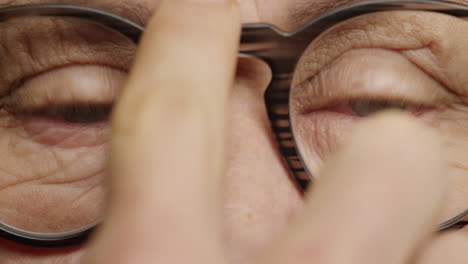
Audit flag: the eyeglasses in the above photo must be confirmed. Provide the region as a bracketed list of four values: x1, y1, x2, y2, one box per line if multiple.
[0, 0, 467, 248]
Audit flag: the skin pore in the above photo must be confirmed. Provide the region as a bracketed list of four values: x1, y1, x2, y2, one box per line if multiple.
[0, 0, 467, 263]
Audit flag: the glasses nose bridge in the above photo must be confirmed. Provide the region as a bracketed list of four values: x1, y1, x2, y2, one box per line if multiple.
[240, 25, 305, 77]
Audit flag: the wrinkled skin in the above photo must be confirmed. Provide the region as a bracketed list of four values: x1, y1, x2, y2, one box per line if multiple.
[0, 0, 467, 263]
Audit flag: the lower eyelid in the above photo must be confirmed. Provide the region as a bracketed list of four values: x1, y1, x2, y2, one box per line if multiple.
[293, 107, 436, 176]
[13, 114, 110, 149]
[293, 110, 357, 173]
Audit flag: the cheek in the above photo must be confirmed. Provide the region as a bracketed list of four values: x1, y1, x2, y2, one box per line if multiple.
[222, 67, 302, 262]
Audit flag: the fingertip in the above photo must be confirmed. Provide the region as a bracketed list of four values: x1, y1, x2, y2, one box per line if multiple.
[349, 110, 443, 152]
[332, 110, 446, 191]
[413, 229, 468, 264]
[314, 109, 448, 241]
[278, 110, 449, 264]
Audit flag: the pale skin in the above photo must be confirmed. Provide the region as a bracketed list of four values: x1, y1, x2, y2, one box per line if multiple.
[1, 0, 468, 263]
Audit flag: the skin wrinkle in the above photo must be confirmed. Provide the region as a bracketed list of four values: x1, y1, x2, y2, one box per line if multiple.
[48, 182, 97, 215]
[291, 12, 468, 117]
[0, 130, 106, 186]
[0, 13, 126, 229]
[0, 0, 468, 264]
[63, 177, 103, 211]
[401, 45, 463, 100]
[1, 121, 101, 159]
[39, 149, 106, 186]
[50, 127, 109, 149]
[293, 12, 434, 95]
[0, 0, 151, 26]
[293, 47, 445, 116]
[304, 48, 450, 115]
[2, 118, 82, 148]
[2, 175, 103, 232]
[0, 35, 132, 105]
[294, 111, 356, 174]
[0, 150, 92, 191]
[289, 10, 468, 229]
[39, 163, 104, 186]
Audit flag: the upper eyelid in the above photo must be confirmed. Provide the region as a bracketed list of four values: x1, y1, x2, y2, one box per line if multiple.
[290, 44, 458, 115]
[0, 17, 135, 96]
[292, 11, 438, 88]
[6, 65, 126, 111]
[290, 11, 468, 110]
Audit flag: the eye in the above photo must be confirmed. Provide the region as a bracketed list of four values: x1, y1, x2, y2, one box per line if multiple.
[347, 99, 415, 117]
[0, 16, 136, 236]
[289, 11, 467, 175]
[0, 17, 134, 126]
[3, 64, 126, 130]
[287, 9, 468, 227]
[20, 104, 113, 124]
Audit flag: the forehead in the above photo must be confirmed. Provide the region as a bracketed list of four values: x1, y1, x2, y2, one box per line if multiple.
[2, 0, 468, 30]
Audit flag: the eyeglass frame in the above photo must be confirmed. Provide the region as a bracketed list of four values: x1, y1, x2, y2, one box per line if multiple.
[0, 0, 467, 248]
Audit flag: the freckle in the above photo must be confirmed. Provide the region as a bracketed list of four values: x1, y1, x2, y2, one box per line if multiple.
[245, 212, 253, 221]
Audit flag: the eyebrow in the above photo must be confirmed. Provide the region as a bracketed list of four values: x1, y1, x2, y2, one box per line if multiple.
[0, 0, 151, 25]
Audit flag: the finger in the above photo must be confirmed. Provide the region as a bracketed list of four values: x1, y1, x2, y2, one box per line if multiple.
[84, 0, 240, 263]
[413, 227, 468, 264]
[263, 112, 448, 264]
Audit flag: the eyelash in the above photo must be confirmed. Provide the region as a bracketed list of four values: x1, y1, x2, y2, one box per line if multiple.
[346, 98, 426, 116]
[0, 18, 135, 127]
[14, 103, 113, 124]
[308, 97, 431, 117]
[1, 65, 121, 126]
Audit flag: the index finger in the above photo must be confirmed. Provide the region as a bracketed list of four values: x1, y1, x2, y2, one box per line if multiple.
[263, 112, 448, 264]
[84, 0, 240, 263]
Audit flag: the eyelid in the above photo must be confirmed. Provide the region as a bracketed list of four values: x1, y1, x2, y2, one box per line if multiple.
[291, 48, 453, 116]
[2, 65, 126, 111]
[292, 11, 464, 94]
[0, 17, 135, 97]
[300, 96, 432, 117]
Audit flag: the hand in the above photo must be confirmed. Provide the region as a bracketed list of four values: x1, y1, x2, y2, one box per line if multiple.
[83, 0, 468, 263]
